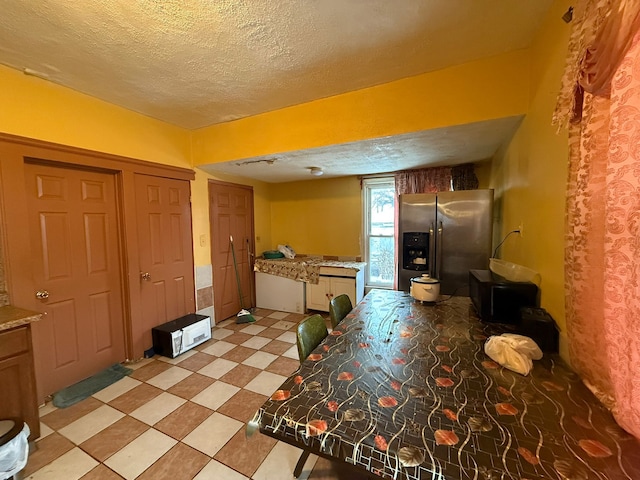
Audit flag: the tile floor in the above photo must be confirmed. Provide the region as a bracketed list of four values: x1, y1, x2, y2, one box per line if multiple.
[23, 309, 367, 480]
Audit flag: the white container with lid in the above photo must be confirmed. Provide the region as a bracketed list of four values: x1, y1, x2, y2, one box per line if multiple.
[410, 274, 440, 302]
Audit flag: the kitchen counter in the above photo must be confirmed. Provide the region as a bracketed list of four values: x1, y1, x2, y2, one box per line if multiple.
[254, 257, 366, 284]
[0, 305, 42, 331]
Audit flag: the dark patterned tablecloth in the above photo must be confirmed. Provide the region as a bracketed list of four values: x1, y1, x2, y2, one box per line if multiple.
[255, 289, 640, 479]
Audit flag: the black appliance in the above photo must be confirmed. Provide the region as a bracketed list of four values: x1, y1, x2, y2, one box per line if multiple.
[402, 232, 429, 272]
[469, 269, 538, 324]
[519, 307, 559, 353]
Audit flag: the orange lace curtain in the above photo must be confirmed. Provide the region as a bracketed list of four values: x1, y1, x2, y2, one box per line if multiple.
[554, 0, 640, 438]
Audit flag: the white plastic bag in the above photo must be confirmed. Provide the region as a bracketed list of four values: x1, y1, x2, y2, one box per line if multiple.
[0, 421, 29, 477]
[277, 244, 296, 259]
[484, 333, 543, 376]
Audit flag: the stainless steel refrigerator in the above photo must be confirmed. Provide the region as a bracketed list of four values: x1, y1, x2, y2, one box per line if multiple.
[398, 189, 493, 295]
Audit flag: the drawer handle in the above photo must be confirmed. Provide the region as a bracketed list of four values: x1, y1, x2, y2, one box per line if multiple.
[35, 290, 49, 299]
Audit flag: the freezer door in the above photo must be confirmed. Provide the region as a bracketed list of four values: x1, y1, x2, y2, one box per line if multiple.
[436, 189, 493, 295]
[398, 193, 436, 291]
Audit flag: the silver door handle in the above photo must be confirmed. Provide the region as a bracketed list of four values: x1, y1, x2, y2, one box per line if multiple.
[36, 290, 49, 299]
[140, 272, 151, 281]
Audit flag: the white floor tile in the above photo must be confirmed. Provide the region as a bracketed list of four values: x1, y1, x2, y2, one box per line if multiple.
[28, 447, 97, 480]
[194, 459, 250, 480]
[197, 357, 238, 378]
[201, 340, 236, 357]
[157, 348, 197, 364]
[104, 428, 176, 480]
[38, 421, 54, 440]
[242, 351, 278, 369]
[252, 441, 317, 480]
[129, 392, 186, 425]
[276, 331, 297, 344]
[92, 375, 141, 403]
[283, 345, 299, 360]
[267, 312, 290, 320]
[244, 371, 287, 396]
[239, 324, 267, 335]
[271, 319, 296, 330]
[211, 328, 234, 340]
[58, 405, 124, 444]
[183, 412, 243, 456]
[241, 336, 272, 350]
[38, 402, 57, 417]
[191, 381, 240, 410]
[146, 365, 192, 390]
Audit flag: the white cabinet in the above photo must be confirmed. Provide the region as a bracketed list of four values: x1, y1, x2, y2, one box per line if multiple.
[306, 267, 365, 312]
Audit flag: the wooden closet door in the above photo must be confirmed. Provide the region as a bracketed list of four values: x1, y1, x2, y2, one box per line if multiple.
[209, 181, 254, 323]
[135, 174, 195, 351]
[26, 163, 125, 398]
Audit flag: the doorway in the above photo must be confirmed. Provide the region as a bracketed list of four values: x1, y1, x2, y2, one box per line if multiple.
[209, 180, 255, 323]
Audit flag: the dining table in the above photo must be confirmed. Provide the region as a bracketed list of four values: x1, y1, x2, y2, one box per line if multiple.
[253, 289, 640, 479]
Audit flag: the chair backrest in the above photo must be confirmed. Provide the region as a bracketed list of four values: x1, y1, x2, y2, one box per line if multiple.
[296, 314, 329, 362]
[329, 294, 353, 329]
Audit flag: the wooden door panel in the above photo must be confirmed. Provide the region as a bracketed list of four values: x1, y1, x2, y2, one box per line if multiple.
[135, 174, 195, 353]
[48, 299, 79, 367]
[209, 182, 254, 322]
[26, 163, 125, 397]
[210, 181, 254, 323]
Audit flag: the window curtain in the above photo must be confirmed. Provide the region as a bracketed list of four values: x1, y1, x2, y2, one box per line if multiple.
[451, 164, 479, 191]
[394, 167, 452, 195]
[554, 0, 640, 439]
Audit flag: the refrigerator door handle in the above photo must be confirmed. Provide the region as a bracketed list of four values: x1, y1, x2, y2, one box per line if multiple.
[436, 221, 443, 280]
[429, 223, 436, 278]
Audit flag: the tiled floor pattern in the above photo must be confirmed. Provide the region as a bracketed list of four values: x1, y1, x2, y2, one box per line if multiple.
[24, 309, 369, 480]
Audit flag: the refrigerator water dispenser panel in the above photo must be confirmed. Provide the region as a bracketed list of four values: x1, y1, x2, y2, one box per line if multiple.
[402, 232, 429, 271]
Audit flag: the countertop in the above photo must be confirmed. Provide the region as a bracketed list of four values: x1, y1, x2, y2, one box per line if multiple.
[0, 305, 43, 331]
[254, 257, 366, 284]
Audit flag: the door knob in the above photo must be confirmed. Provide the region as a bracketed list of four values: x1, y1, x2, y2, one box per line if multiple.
[35, 290, 49, 299]
[140, 272, 151, 281]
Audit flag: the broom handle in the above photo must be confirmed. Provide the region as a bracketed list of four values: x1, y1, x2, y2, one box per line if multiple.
[230, 235, 245, 309]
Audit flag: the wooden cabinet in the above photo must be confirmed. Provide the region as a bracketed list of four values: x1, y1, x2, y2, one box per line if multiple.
[306, 267, 365, 312]
[0, 325, 40, 440]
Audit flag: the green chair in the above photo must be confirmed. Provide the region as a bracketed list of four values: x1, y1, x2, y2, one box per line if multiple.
[296, 314, 328, 363]
[329, 294, 353, 329]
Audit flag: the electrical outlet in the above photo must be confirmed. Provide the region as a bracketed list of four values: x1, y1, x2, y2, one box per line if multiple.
[518, 223, 524, 238]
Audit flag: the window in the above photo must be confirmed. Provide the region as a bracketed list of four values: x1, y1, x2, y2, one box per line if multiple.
[363, 178, 395, 288]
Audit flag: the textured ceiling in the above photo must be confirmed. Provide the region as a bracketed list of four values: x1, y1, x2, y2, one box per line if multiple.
[0, 1, 554, 182]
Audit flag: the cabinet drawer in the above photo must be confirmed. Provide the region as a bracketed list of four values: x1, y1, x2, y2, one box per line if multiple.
[319, 267, 356, 278]
[0, 327, 29, 359]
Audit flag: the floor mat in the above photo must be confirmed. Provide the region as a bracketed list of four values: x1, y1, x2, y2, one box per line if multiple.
[52, 363, 133, 409]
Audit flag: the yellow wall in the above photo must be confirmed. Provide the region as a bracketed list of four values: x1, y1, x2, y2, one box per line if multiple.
[191, 50, 530, 165]
[269, 176, 361, 257]
[490, 0, 571, 357]
[0, 65, 191, 167]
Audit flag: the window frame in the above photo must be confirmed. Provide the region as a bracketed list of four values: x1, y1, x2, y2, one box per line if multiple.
[362, 177, 395, 289]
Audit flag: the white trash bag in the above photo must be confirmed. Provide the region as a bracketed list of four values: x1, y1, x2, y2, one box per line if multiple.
[484, 333, 543, 376]
[0, 421, 29, 478]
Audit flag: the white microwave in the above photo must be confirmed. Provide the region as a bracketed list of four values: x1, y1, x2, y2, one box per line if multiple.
[152, 314, 212, 358]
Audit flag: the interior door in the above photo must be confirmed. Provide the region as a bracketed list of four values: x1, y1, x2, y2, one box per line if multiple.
[209, 181, 254, 323]
[135, 174, 195, 351]
[25, 162, 125, 398]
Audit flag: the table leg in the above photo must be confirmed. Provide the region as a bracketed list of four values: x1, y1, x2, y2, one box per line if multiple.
[293, 450, 310, 478]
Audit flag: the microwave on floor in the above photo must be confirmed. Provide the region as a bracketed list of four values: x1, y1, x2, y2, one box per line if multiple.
[469, 269, 539, 324]
[152, 313, 212, 358]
